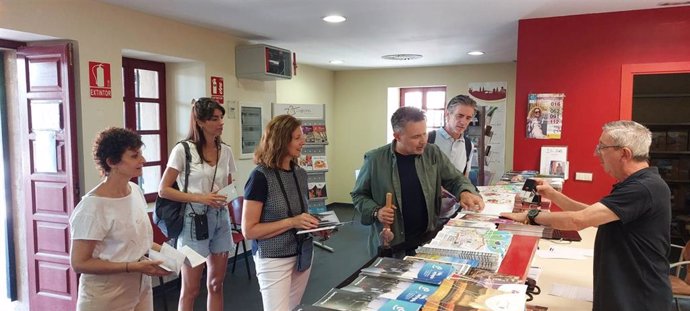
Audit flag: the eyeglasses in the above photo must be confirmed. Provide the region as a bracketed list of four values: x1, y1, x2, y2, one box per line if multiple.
[594, 143, 622, 154]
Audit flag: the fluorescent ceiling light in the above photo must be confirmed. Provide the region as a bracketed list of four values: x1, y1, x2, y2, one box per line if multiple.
[329, 60, 344, 64]
[323, 15, 346, 23]
[467, 51, 485, 56]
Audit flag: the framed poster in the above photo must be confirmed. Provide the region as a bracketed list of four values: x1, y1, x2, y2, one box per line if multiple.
[239, 105, 263, 159]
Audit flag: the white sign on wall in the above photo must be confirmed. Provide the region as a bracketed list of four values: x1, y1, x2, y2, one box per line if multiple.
[272, 103, 324, 119]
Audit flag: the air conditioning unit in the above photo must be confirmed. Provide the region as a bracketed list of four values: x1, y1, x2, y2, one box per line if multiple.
[235, 44, 293, 80]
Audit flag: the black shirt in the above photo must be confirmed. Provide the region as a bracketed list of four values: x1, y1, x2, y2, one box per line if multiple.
[395, 152, 428, 244]
[595, 167, 671, 311]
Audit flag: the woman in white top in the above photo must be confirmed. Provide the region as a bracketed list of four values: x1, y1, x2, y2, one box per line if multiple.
[69, 127, 171, 311]
[159, 98, 237, 311]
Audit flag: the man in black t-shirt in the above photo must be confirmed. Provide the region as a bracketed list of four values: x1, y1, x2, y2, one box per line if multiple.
[501, 120, 672, 311]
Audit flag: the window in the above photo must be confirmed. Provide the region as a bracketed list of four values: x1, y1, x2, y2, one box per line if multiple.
[400, 86, 446, 132]
[122, 58, 167, 202]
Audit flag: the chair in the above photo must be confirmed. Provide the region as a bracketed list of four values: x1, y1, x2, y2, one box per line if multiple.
[229, 196, 251, 279]
[670, 241, 690, 310]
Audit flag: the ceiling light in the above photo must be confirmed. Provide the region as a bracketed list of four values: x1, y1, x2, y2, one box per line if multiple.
[381, 54, 423, 61]
[322, 15, 346, 23]
[329, 60, 344, 65]
[468, 51, 485, 56]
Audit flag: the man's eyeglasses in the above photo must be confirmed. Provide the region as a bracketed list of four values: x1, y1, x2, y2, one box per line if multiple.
[594, 143, 622, 154]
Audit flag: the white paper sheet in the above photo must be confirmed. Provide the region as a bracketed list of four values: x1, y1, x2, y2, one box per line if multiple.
[217, 183, 239, 203]
[148, 243, 186, 274]
[536, 246, 592, 260]
[549, 283, 593, 302]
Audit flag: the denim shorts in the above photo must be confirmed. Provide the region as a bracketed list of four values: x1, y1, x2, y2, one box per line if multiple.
[176, 203, 234, 258]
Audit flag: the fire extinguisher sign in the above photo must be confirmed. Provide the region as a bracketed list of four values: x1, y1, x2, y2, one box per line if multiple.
[89, 61, 112, 98]
[210, 76, 224, 104]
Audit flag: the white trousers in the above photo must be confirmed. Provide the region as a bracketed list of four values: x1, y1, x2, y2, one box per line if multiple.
[253, 255, 312, 311]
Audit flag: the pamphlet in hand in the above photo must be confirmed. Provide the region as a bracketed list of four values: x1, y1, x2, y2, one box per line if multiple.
[297, 210, 344, 234]
[216, 183, 239, 203]
[147, 243, 187, 274]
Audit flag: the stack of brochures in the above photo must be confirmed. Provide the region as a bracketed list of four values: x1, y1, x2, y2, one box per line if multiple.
[416, 227, 513, 272]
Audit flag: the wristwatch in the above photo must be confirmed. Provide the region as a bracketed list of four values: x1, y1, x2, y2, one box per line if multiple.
[527, 209, 541, 225]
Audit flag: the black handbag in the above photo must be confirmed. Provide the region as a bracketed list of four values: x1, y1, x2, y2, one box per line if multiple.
[154, 141, 191, 239]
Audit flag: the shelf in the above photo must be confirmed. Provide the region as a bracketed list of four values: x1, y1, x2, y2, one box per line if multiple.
[305, 142, 329, 146]
[633, 93, 690, 98]
[306, 169, 329, 174]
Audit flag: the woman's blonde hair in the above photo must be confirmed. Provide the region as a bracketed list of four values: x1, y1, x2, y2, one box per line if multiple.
[254, 114, 302, 169]
[527, 105, 544, 119]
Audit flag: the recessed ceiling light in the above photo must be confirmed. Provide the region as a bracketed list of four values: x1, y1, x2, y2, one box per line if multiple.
[329, 60, 344, 65]
[381, 54, 423, 61]
[322, 15, 346, 23]
[468, 51, 485, 56]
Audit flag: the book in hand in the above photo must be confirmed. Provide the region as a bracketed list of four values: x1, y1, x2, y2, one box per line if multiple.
[341, 275, 438, 305]
[360, 257, 470, 285]
[297, 210, 344, 234]
[314, 288, 422, 311]
[421, 278, 526, 311]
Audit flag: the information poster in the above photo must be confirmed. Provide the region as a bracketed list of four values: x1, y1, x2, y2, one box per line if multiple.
[527, 93, 564, 139]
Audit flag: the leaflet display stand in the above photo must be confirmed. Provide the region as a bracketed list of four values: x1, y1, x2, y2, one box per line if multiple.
[272, 103, 333, 252]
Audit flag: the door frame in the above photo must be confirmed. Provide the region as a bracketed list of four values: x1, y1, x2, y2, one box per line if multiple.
[620, 61, 690, 119]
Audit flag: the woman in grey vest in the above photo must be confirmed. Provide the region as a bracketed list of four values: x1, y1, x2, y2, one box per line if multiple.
[242, 114, 320, 311]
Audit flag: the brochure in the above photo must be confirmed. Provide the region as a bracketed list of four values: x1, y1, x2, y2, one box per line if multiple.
[216, 183, 239, 203]
[297, 210, 344, 234]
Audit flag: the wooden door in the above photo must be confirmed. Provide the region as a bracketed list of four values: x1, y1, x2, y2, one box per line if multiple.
[17, 43, 79, 310]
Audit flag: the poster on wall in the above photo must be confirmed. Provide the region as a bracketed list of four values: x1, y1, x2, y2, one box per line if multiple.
[527, 93, 564, 139]
[468, 81, 507, 185]
[272, 103, 324, 119]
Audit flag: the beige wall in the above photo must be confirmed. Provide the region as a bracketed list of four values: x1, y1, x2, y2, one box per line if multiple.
[329, 63, 517, 203]
[276, 64, 335, 198]
[0, 1, 275, 309]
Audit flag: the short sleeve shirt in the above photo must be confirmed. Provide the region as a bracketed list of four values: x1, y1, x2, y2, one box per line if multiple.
[167, 142, 237, 194]
[69, 182, 153, 262]
[594, 167, 671, 311]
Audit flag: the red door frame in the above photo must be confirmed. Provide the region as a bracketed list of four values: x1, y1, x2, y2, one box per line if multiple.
[620, 62, 690, 119]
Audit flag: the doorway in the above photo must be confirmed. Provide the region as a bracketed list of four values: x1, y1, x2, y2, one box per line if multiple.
[622, 63, 690, 242]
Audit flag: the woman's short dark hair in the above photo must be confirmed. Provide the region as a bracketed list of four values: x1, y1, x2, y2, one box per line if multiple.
[93, 127, 143, 175]
[254, 114, 302, 169]
[391, 106, 426, 133]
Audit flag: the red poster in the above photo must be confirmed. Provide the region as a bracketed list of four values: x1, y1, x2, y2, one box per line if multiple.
[89, 61, 112, 98]
[211, 76, 224, 104]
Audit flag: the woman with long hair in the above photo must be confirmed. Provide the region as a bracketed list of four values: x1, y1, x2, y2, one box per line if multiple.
[159, 98, 237, 311]
[70, 127, 170, 311]
[242, 114, 321, 311]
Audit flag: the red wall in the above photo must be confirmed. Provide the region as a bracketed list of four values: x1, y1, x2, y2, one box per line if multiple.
[515, 7, 690, 203]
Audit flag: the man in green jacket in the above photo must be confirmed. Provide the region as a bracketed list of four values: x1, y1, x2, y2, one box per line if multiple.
[351, 107, 485, 257]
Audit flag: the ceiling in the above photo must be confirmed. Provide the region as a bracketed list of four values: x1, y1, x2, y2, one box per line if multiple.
[100, 0, 680, 70]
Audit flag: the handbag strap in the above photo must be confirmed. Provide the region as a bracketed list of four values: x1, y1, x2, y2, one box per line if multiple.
[180, 141, 191, 192]
[273, 166, 307, 218]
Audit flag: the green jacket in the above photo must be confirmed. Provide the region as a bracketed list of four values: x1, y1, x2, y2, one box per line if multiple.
[350, 141, 478, 256]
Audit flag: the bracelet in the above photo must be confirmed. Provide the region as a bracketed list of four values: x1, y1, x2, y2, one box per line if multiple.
[125, 262, 129, 273]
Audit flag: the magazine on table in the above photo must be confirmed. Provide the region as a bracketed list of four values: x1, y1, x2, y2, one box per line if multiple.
[313, 288, 422, 311]
[422, 278, 526, 311]
[341, 274, 438, 305]
[360, 257, 470, 285]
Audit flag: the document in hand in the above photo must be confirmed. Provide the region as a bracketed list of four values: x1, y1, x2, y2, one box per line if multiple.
[216, 183, 239, 203]
[296, 210, 344, 234]
[148, 243, 187, 274]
